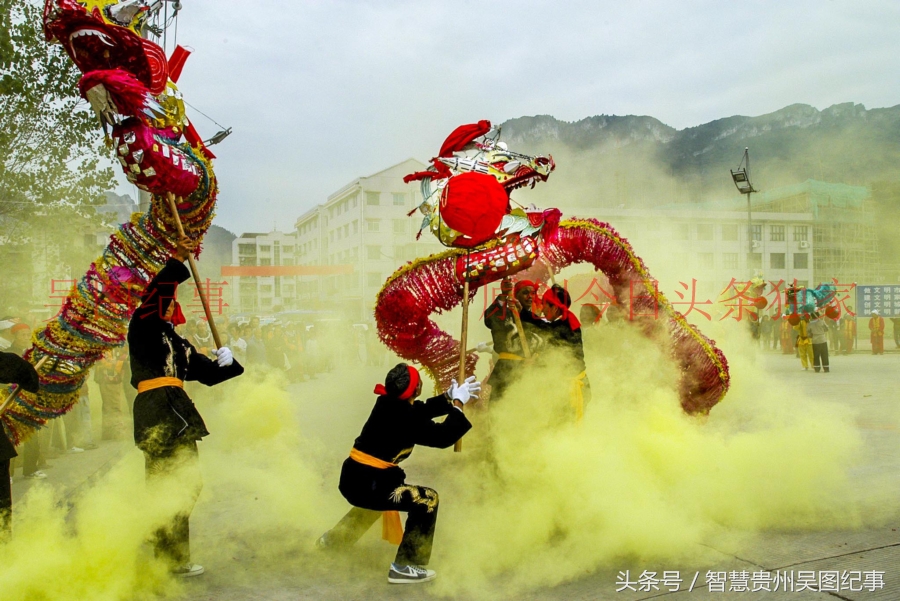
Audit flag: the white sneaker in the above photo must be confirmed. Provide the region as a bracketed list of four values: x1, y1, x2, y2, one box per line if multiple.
[388, 563, 436, 584]
[172, 564, 205, 578]
[66, 447, 84, 454]
[24, 471, 47, 480]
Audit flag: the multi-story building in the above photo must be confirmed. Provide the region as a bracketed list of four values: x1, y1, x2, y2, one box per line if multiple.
[567, 206, 816, 302]
[231, 230, 300, 313]
[295, 159, 444, 320]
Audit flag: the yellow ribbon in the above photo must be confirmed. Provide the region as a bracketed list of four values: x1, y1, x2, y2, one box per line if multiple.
[349, 448, 404, 545]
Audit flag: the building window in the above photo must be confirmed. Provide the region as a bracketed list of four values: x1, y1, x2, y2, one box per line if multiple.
[794, 253, 808, 269]
[353, 220, 359, 233]
[239, 257, 256, 267]
[696, 224, 713, 241]
[675, 224, 690, 240]
[793, 226, 808, 242]
[259, 245, 271, 253]
[366, 191, 380, 206]
[238, 244, 256, 255]
[770, 253, 786, 269]
[261, 298, 272, 307]
[367, 272, 382, 287]
[282, 245, 294, 253]
[722, 253, 739, 270]
[698, 253, 714, 270]
[393, 219, 406, 234]
[260, 285, 273, 294]
[367, 245, 380, 261]
[343, 224, 350, 237]
[283, 258, 294, 266]
[748, 253, 762, 269]
[722, 224, 739, 241]
[260, 258, 271, 266]
[750, 225, 762, 241]
[367, 219, 380, 232]
[770, 225, 785, 242]
[393, 193, 406, 206]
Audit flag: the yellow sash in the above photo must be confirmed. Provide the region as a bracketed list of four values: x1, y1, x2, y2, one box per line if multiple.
[497, 352, 524, 361]
[349, 448, 403, 545]
[137, 377, 184, 394]
[570, 371, 587, 422]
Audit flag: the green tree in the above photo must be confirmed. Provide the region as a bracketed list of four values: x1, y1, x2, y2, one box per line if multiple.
[0, 0, 115, 313]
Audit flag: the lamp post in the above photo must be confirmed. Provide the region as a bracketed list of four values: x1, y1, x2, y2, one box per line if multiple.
[731, 147, 758, 274]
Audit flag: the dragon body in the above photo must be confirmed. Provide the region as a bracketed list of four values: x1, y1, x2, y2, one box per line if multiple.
[1, 0, 219, 445]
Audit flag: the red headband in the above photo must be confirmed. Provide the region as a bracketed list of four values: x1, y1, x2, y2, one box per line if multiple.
[543, 289, 581, 330]
[373, 366, 421, 400]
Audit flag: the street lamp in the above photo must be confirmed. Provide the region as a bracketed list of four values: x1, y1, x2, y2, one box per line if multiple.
[731, 147, 758, 274]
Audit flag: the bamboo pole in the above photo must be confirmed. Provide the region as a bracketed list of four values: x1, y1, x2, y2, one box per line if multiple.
[165, 192, 222, 348]
[454, 277, 470, 453]
[0, 355, 50, 418]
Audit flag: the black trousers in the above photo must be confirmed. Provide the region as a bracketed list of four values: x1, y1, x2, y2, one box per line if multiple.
[1, 459, 11, 542]
[144, 441, 202, 567]
[812, 342, 830, 372]
[333, 461, 439, 566]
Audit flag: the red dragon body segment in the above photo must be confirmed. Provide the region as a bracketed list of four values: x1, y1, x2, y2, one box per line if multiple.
[0, 1, 219, 446]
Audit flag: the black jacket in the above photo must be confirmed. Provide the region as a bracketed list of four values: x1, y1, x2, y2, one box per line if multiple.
[127, 258, 243, 454]
[339, 394, 471, 507]
[0, 351, 40, 462]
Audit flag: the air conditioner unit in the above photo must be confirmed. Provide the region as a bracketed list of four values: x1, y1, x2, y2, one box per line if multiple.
[751, 240, 761, 249]
[799, 241, 810, 249]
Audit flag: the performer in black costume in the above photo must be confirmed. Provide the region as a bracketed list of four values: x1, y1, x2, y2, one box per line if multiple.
[128, 237, 243, 577]
[541, 284, 591, 416]
[317, 363, 478, 584]
[483, 279, 546, 400]
[0, 351, 40, 541]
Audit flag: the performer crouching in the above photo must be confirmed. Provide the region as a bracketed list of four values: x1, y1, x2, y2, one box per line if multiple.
[318, 363, 478, 584]
[0, 352, 40, 542]
[128, 237, 243, 577]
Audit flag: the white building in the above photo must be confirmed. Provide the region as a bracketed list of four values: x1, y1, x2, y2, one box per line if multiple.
[295, 159, 445, 320]
[565, 206, 815, 301]
[231, 230, 300, 313]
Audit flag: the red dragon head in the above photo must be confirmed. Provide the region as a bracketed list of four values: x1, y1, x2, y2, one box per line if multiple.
[43, 0, 169, 95]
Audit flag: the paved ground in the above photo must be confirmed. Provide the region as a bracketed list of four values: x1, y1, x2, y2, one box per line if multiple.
[13, 350, 898, 600]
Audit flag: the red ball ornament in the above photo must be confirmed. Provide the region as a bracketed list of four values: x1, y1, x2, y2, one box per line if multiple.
[787, 314, 801, 326]
[825, 305, 840, 320]
[440, 172, 509, 248]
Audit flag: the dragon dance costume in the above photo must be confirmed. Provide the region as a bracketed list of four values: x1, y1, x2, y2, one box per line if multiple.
[0, 353, 40, 541]
[483, 280, 545, 400]
[128, 257, 243, 571]
[319, 364, 473, 583]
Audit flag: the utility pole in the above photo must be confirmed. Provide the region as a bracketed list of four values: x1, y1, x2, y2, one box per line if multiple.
[731, 147, 758, 275]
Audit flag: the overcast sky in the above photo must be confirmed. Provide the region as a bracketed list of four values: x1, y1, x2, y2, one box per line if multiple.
[112, 0, 900, 235]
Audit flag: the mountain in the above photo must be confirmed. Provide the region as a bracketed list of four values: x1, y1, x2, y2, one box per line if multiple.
[500, 103, 900, 208]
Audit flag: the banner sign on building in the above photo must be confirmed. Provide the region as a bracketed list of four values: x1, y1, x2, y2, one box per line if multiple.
[856, 285, 900, 317]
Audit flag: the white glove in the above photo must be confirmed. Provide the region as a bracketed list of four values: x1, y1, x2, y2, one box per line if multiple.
[448, 376, 481, 405]
[475, 341, 493, 353]
[214, 347, 234, 367]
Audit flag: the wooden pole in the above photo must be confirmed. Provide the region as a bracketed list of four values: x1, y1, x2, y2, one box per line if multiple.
[454, 276, 470, 453]
[0, 355, 50, 418]
[165, 192, 222, 348]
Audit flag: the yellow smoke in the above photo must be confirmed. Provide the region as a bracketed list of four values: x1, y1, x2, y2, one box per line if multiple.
[0, 316, 891, 600]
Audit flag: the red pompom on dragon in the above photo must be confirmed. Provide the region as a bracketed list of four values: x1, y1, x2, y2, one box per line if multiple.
[1, 0, 222, 446]
[375, 120, 730, 415]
